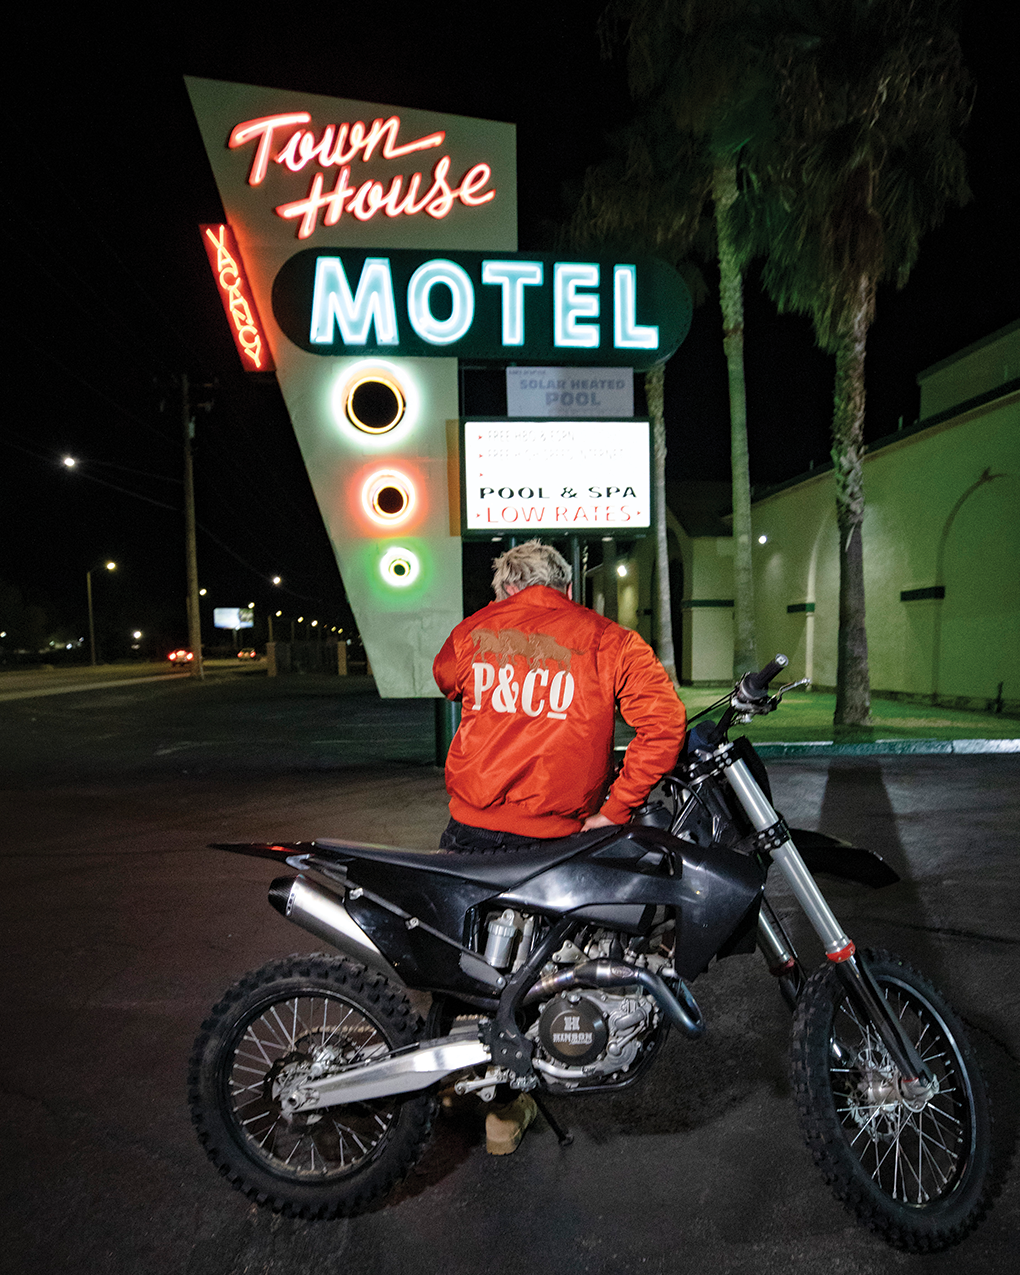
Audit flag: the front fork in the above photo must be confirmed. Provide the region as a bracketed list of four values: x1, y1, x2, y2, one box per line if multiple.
[723, 755, 934, 1091]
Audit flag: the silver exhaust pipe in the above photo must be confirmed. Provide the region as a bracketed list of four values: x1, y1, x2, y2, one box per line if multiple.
[522, 959, 705, 1038]
[268, 874, 402, 983]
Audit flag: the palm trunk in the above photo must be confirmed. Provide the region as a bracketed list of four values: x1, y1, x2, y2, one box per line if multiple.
[713, 158, 756, 681]
[831, 275, 873, 727]
[645, 362, 677, 684]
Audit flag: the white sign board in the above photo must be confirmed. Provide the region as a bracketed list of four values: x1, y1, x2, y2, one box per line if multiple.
[214, 607, 254, 630]
[463, 419, 650, 535]
[506, 367, 633, 418]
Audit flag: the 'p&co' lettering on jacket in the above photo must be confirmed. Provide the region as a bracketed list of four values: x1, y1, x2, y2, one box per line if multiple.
[468, 626, 583, 719]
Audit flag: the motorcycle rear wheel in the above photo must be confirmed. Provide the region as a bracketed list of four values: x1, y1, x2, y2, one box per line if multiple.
[188, 953, 436, 1218]
[791, 948, 991, 1251]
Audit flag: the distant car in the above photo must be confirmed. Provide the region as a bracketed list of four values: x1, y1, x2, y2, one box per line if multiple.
[168, 648, 194, 665]
[237, 648, 258, 659]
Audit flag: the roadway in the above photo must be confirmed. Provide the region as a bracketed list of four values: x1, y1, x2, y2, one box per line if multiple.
[1, 673, 1017, 1274]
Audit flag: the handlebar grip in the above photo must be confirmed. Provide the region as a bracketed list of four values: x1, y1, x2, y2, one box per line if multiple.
[742, 654, 789, 697]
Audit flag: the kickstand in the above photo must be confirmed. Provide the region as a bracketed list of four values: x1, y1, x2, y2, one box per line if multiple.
[532, 1092, 572, 1146]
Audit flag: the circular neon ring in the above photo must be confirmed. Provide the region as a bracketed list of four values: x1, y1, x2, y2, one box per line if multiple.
[379, 546, 421, 587]
[345, 374, 406, 434]
[362, 470, 416, 525]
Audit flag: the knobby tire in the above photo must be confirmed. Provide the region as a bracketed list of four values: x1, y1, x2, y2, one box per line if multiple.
[188, 953, 436, 1219]
[791, 948, 992, 1251]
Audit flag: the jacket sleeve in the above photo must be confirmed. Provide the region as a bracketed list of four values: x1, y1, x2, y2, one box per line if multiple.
[432, 631, 461, 701]
[599, 631, 686, 824]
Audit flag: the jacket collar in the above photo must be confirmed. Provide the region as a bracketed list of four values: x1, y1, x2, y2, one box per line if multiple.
[503, 585, 572, 607]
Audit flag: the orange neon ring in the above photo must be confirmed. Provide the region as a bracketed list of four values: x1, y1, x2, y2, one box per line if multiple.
[344, 374, 406, 434]
[362, 470, 416, 524]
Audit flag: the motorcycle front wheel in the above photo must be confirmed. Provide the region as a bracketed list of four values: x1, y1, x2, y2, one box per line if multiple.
[188, 954, 436, 1218]
[791, 948, 991, 1251]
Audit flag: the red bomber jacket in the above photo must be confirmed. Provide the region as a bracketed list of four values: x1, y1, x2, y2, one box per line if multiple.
[433, 585, 686, 839]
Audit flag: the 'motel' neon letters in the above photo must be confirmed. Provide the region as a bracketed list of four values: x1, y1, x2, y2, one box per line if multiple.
[274, 248, 692, 368]
[309, 258, 656, 351]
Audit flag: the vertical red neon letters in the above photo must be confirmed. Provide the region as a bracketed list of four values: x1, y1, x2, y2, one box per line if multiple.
[199, 224, 274, 372]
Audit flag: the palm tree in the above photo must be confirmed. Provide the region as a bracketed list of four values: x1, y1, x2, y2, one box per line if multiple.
[565, 116, 708, 684]
[599, 0, 778, 682]
[742, 0, 971, 726]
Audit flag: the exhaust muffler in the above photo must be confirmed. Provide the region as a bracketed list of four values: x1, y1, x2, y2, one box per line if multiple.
[268, 874, 401, 983]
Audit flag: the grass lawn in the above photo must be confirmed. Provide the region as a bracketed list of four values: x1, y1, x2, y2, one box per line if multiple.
[675, 685, 1018, 744]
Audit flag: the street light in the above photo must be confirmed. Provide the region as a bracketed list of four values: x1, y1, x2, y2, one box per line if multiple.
[86, 561, 117, 666]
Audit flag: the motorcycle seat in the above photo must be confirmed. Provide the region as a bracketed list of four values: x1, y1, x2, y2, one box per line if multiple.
[312, 827, 618, 887]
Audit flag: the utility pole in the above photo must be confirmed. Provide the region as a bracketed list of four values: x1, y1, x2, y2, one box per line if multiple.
[182, 372, 204, 679]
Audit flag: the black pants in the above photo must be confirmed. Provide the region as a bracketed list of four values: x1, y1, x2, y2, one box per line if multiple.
[439, 818, 540, 852]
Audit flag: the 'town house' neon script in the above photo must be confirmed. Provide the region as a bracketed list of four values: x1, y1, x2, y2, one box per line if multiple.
[228, 112, 496, 239]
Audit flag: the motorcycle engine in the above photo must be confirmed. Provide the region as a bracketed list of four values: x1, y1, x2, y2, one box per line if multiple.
[527, 987, 658, 1085]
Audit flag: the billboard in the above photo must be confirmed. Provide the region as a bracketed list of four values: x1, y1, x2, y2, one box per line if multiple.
[506, 367, 633, 418]
[185, 77, 518, 256]
[214, 607, 254, 629]
[272, 250, 690, 369]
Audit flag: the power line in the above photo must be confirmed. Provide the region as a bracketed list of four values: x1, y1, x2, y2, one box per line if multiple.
[7, 335, 177, 444]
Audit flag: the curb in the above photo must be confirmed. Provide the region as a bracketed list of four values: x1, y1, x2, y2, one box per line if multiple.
[0, 674, 183, 703]
[754, 738, 1020, 758]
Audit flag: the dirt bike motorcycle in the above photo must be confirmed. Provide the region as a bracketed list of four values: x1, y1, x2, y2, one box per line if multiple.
[189, 655, 992, 1251]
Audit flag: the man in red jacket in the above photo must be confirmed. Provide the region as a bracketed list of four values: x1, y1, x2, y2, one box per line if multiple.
[433, 540, 686, 1153]
[433, 540, 686, 853]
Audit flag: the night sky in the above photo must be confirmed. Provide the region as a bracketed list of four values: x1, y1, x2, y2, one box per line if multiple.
[4, 2, 1017, 656]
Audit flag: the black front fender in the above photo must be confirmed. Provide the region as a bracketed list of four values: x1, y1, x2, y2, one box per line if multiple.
[789, 829, 900, 888]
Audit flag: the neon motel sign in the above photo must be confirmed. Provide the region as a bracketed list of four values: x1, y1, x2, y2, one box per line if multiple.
[272, 249, 691, 369]
[199, 223, 274, 372]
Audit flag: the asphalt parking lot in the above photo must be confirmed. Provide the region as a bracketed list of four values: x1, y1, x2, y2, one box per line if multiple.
[1, 671, 1017, 1274]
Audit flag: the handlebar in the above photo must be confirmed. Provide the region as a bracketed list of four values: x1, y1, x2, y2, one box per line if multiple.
[684, 654, 794, 754]
[737, 654, 789, 702]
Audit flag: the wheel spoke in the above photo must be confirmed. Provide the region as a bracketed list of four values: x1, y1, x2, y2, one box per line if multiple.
[223, 988, 406, 1180]
[790, 948, 993, 1249]
[320, 1003, 355, 1048]
[269, 1001, 300, 1048]
[239, 1029, 276, 1068]
[190, 956, 438, 1219]
[925, 1101, 962, 1130]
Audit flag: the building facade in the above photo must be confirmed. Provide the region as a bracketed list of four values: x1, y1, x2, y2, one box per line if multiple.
[641, 322, 1018, 707]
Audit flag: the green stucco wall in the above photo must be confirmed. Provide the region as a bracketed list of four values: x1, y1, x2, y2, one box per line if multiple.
[918, 320, 1019, 420]
[749, 393, 1019, 706]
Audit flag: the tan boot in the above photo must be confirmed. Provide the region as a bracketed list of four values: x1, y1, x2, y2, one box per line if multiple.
[485, 1093, 538, 1155]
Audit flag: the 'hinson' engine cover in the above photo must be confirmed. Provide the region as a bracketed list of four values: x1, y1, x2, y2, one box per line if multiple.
[537, 994, 609, 1067]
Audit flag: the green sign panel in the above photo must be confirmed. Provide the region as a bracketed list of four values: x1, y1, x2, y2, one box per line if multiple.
[272, 250, 691, 370]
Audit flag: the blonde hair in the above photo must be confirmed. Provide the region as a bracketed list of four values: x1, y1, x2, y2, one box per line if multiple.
[492, 540, 571, 600]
